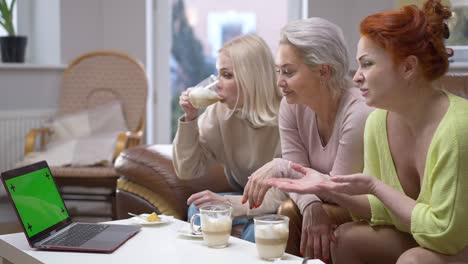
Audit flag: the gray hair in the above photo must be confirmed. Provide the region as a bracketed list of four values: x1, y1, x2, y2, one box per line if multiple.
[280, 17, 352, 97]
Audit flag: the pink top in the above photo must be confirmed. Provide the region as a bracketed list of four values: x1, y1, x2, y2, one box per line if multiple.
[279, 88, 373, 212]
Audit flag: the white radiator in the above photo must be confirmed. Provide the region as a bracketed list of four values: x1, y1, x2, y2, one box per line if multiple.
[0, 109, 55, 173]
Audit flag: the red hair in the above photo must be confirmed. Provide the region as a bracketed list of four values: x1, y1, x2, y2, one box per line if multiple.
[360, 0, 452, 81]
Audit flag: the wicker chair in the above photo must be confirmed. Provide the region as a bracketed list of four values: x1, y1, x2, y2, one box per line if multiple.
[24, 51, 148, 220]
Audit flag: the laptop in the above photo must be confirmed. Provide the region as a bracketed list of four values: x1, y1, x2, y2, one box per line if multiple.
[1, 160, 141, 253]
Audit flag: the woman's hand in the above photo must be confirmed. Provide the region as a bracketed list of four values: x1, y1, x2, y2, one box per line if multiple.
[187, 190, 231, 208]
[179, 88, 198, 121]
[268, 163, 378, 196]
[266, 162, 330, 194]
[301, 203, 336, 262]
[327, 174, 378, 195]
[241, 159, 289, 209]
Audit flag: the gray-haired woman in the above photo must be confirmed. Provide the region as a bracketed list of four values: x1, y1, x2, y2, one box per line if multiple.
[242, 18, 373, 262]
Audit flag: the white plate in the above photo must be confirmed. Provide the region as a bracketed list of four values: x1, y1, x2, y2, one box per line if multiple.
[177, 225, 203, 238]
[130, 213, 174, 226]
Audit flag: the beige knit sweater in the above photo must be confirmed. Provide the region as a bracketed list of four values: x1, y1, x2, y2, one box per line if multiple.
[173, 103, 288, 217]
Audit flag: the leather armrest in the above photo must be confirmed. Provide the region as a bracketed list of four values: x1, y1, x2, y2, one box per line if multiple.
[114, 144, 234, 217]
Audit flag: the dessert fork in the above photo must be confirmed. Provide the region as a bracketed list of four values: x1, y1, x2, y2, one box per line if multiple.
[128, 212, 147, 221]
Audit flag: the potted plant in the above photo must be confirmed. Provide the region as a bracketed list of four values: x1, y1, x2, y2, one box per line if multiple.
[0, 0, 27, 63]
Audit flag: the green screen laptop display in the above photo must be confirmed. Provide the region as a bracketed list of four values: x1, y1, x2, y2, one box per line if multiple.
[4, 167, 69, 237]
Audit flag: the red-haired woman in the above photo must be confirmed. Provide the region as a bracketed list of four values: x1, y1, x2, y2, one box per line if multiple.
[268, 0, 468, 263]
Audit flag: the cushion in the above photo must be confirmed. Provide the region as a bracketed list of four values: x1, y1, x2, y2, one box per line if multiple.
[50, 101, 127, 142]
[22, 101, 127, 167]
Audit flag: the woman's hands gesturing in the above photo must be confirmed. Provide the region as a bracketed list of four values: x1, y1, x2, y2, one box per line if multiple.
[241, 159, 291, 209]
[268, 162, 378, 197]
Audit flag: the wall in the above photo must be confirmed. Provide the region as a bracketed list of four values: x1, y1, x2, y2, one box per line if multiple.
[59, 0, 102, 64]
[0, 65, 63, 111]
[308, 0, 395, 69]
[60, 0, 146, 65]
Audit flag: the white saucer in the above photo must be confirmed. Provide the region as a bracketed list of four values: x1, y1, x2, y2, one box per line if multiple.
[177, 225, 203, 238]
[130, 214, 174, 226]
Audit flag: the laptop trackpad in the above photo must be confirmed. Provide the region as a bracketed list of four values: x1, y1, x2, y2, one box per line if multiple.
[81, 228, 136, 250]
[81, 239, 119, 250]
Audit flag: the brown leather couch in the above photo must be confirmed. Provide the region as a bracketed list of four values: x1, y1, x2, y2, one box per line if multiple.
[114, 74, 468, 256]
[114, 145, 233, 220]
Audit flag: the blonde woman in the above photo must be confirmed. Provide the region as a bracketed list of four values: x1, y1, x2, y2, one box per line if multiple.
[173, 34, 287, 242]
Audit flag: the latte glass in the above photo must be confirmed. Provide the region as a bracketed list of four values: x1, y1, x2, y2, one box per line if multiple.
[190, 204, 232, 248]
[188, 74, 221, 109]
[254, 214, 289, 261]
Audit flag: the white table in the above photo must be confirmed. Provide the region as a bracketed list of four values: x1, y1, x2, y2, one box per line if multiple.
[0, 218, 324, 264]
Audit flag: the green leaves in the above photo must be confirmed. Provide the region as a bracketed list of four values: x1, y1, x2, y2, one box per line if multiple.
[0, 0, 16, 36]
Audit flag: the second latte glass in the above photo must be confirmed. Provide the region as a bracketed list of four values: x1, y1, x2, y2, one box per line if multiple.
[254, 214, 289, 261]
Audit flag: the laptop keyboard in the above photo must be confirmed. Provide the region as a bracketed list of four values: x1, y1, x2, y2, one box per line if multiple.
[42, 224, 110, 247]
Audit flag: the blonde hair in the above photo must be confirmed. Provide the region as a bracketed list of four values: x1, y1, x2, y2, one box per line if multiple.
[220, 34, 281, 127]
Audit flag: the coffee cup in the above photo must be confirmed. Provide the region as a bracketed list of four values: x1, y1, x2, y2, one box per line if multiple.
[190, 204, 232, 248]
[188, 75, 221, 109]
[254, 214, 289, 261]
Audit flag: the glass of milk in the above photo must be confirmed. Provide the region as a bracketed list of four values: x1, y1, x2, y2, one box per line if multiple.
[254, 214, 289, 261]
[188, 75, 221, 109]
[190, 204, 232, 248]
